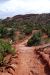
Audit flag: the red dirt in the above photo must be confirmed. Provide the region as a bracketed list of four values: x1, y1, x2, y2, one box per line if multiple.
[14, 39, 46, 75]
[0, 36, 50, 75]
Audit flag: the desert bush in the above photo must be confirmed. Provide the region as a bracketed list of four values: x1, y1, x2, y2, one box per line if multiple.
[0, 53, 4, 63]
[41, 24, 50, 37]
[23, 25, 33, 35]
[18, 33, 25, 40]
[27, 32, 41, 46]
[0, 39, 15, 65]
[0, 27, 7, 38]
[0, 27, 15, 42]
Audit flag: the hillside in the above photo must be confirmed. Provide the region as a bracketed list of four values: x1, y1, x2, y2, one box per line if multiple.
[0, 14, 50, 75]
[2, 13, 50, 26]
[0, 13, 50, 35]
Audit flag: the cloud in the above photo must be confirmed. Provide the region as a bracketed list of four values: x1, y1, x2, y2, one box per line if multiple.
[0, 0, 50, 18]
[0, 0, 10, 3]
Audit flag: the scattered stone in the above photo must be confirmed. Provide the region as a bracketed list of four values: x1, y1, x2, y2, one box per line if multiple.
[7, 68, 15, 75]
[6, 64, 17, 75]
[44, 48, 50, 54]
[12, 55, 18, 58]
[30, 70, 38, 75]
[4, 54, 12, 64]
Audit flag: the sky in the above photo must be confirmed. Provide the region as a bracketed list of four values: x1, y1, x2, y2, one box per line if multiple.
[0, 0, 50, 19]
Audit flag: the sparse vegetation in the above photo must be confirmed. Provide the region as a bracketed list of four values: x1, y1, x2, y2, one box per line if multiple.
[0, 13, 50, 75]
[27, 32, 41, 46]
[0, 27, 15, 41]
[0, 39, 15, 66]
[0, 14, 50, 66]
[23, 26, 33, 35]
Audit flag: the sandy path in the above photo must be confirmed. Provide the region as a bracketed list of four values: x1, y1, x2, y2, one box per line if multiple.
[0, 37, 47, 75]
[13, 39, 46, 75]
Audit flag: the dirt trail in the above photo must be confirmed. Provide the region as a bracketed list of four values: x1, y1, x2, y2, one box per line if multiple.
[0, 37, 49, 75]
[13, 39, 46, 75]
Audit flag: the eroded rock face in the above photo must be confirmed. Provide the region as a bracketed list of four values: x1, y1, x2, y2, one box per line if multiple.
[40, 52, 49, 62]
[4, 54, 12, 64]
[10, 55, 19, 64]
[6, 67, 15, 75]
[36, 46, 50, 68]
[44, 48, 50, 54]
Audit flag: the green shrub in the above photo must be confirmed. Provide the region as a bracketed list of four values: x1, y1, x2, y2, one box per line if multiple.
[47, 29, 50, 37]
[0, 27, 15, 41]
[0, 39, 15, 65]
[27, 32, 41, 46]
[24, 28, 32, 35]
[0, 53, 4, 63]
[0, 27, 7, 38]
[41, 24, 50, 37]
[23, 25, 33, 35]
